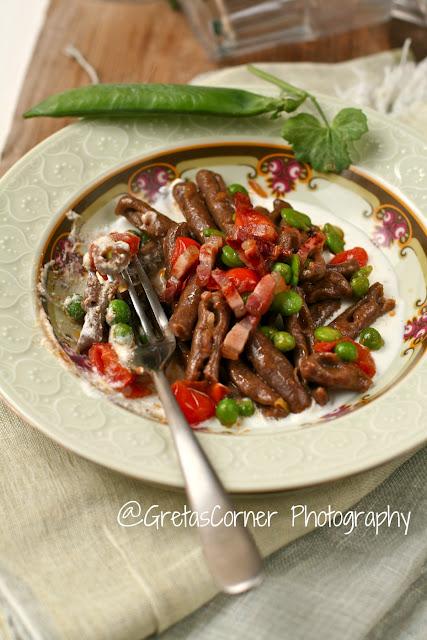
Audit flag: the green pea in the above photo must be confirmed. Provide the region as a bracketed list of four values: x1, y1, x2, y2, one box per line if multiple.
[290, 254, 300, 286]
[270, 290, 303, 316]
[110, 322, 134, 345]
[314, 326, 342, 342]
[351, 274, 370, 298]
[260, 326, 278, 340]
[203, 227, 225, 238]
[107, 299, 132, 326]
[323, 223, 344, 239]
[216, 397, 240, 426]
[272, 262, 292, 284]
[64, 294, 85, 323]
[228, 183, 248, 196]
[334, 341, 358, 362]
[128, 228, 150, 244]
[237, 398, 255, 417]
[359, 327, 384, 350]
[325, 231, 345, 254]
[273, 331, 296, 352]
[281, 208, 312, 231]
[221, 245, 244, 267]
[356, 265, 373, 278]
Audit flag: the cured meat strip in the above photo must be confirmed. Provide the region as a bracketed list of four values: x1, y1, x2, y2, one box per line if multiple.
[247, 330, 311, 413]
[302, 270, 352, 304]
[227, 361, 289, 416]
[186, 292, 216, 380]
[163, 221, 191, 278]
[115, 194, 174, 237]
[195, 169, 235, 233]
[173, 181, 216, 243]
[326, 258, 360, 278]
[222, 315, 258, 360]
[204, 293, 230, 382]
[300, 353, 372, 392]
[212, 269, 246, 318]
[329, 282, 395, 339]
[196, 236, 224, 287]
[168, 274, 202, 341]
[76, 272, 116, 353]
[309, 300, 341, 328]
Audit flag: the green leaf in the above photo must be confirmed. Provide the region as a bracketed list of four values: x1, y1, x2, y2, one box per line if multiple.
[282, 109, 368, 173]
[332, 108, 368, 141]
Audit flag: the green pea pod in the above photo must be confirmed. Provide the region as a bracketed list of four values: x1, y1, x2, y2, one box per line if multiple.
[24, 84, 302, 119]
[272, 262, 292, 284]
[281, 208, 312, 231]
[221, 245, 244, 267]
[228, 183, 248, 196]
[314, 326, 342, 342]
[203, 227, 225, 238]
[356, 265, 373, 278]
[325, 231, 345, 254]
[323, 223, 344, 239]
[291, 254, 300, 286]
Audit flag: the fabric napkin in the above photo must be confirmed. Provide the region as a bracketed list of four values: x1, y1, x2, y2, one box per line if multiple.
[0, 49, 426, 640]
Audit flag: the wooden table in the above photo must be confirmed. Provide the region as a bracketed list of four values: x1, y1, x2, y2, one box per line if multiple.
[2, 0, 427, 175]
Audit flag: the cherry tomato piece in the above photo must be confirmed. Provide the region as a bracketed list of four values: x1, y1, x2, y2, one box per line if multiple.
[171, 237, 201, 267]
[89, 343, 134, 388]
[313, 341, 338, 353]
[171, 381, 216, 426]
[208, 382, 230, 403]
[233, 192, 278, 243]
[110, 232, 141, 256]
[329, 247, 368, 268]
[225, 267, 260, 293]
[354, 342, 376, 378]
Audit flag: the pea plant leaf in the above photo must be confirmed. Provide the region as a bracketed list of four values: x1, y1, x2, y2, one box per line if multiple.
[282, 108, 368, 173]
[247, 66, 369, 174]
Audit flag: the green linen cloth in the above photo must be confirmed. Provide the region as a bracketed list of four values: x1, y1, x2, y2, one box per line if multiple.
[0, 49, 425, 640]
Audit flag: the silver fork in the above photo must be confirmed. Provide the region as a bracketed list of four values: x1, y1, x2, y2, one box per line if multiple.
[119, 256, 264, 594]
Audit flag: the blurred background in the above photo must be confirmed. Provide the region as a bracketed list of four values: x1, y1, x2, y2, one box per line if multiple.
[1, 0, 427, 172]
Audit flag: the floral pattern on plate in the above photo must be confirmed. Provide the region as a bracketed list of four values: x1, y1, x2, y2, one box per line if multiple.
[257, 153, 311, 196]
[372, 205, 412, 248]
[129, 163, 177, 202]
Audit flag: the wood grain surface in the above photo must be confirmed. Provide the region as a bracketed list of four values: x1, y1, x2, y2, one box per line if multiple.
[2, 0, 427, 176]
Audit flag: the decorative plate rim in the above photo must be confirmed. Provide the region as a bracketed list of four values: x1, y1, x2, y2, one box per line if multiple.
[0, 96, 426, 493]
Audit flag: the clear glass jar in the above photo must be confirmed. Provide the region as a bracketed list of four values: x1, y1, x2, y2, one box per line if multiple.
[179, 0, 394, 59]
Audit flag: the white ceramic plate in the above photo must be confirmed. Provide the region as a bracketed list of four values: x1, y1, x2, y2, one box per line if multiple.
[0, 95, 426, 493]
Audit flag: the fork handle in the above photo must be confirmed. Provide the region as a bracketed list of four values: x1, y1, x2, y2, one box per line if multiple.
[153, 370, 264, 594]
